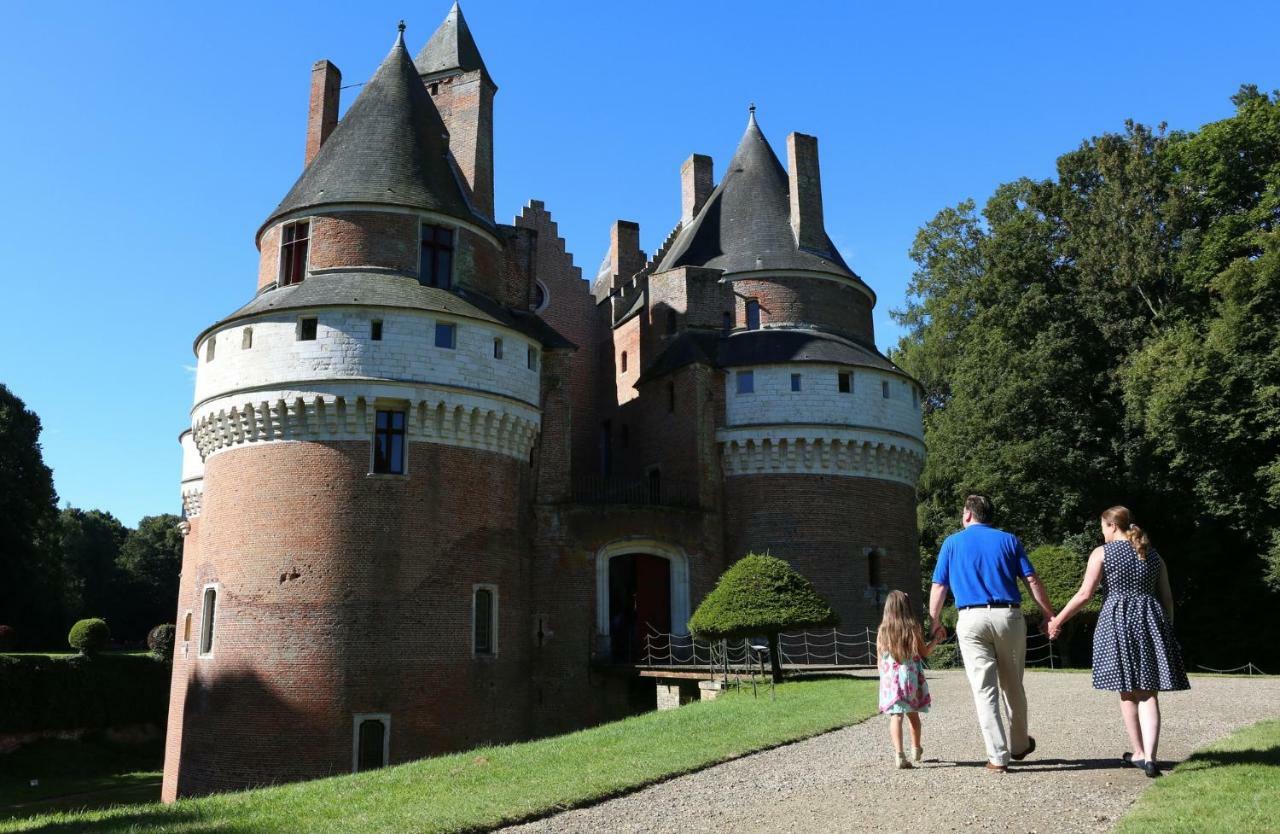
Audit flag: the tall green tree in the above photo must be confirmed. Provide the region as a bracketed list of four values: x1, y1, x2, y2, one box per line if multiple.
[57, 507, 128, 627]
[116, 513, 184, 638]
[0, 384, 62, 647]
[894, 86, 1280, 666]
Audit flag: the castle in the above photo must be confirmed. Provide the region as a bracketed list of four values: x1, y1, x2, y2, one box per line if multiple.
[165, 4, 925, 800]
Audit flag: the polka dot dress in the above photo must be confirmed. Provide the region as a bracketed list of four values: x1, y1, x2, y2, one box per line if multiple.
[1092, 540, 1190, 692]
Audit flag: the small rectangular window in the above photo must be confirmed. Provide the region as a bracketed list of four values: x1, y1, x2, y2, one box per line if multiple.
[474, 587, 496, 656]
[371, 320, 383, 341]
[420, 224, 455, 289]
[791, 373, 802, 392]
[912, 387, 919, 408]
[722, 311, 732, 332]
[199, 587, 217, 655]
[354, 716, 389, 772]
[882, 380, 891, 399]
[737, 370, 754, 394]
[242, 328, 253, 350]
[745, 299, 761, 331]
[183, 611, 192, 642]
[668, 381, 676, 414]
[373, 410, 406, 475]
[527, 347, 538, 370]
[299, 317, 318, 341]
[435, 322, 456, 349]
[279, 220, 309, 286]
[620, 351, 628, 373]
[838, 372, 852, 393]
[493, 337, 503, 359]
[205, 337, 216, 362]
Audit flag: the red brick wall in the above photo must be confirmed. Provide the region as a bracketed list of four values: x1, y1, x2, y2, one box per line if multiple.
[257, 224, 281, 291]
[722, 475, 920, 633]
[426, 69, 494, 220]
[733, 275, 874, 345]
[163, 439, 532, 798]
[309, 212, 418, 273]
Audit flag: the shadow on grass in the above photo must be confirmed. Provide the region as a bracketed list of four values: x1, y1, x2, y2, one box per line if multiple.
[1180, 745, 1280, 769]
[8, 808, 255, 834]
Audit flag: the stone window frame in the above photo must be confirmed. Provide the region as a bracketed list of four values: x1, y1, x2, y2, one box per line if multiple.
[838, 371, 852, 394]
[369, 401, 409, 478]
[297, 316, 319, 341]
[278, 218, 311, 287]
[493, 337, 503, 359]
[205, 335, 216, 363]
[791, 372, 802, 392]
[371, 320, 383, 341]
[472, 583, 499, 658]
[532, 281, 549, 313]
[527, 347, 539, 371]
[241, 327, 254, 350]
[736, 370, 754, 395]
[434, 320, 457, 350]
[351, 713, 391, 773]
[882, 380, 891, 399]
[197, 583, 220, 659]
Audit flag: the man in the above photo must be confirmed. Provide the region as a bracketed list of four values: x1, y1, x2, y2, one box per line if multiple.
[929, 495, 1056, 772]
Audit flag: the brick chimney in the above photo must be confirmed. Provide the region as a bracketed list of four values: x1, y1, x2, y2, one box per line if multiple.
[680, 154, 713, 226]
[608, 220, 645, 293]
[305, 60, 342, 166]
[787, 132, 825, 251]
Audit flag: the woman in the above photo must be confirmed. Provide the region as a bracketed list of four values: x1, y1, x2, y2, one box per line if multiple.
[1048, 506, 1189, 777]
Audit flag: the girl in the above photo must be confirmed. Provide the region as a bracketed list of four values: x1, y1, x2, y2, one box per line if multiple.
[1048, 506, 1190, 778]
[877, 590, 939, 769]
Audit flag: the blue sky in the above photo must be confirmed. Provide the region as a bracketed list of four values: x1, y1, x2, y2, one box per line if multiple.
[1, 1, 1276, 526]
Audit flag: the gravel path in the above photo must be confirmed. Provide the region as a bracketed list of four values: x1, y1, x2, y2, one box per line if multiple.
[501, 670, 1280, 834]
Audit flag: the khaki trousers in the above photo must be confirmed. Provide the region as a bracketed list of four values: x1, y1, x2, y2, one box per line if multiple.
[956, 607, 1028, 766]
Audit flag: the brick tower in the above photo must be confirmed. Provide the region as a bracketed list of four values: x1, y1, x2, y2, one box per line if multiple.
[162, 20, 570, 800]
[166, 8, 924, 800]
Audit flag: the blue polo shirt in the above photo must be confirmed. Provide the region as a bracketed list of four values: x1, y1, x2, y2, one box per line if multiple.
[932, 524, 1036, 608]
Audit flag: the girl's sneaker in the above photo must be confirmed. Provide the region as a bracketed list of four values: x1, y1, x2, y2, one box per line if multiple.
[912, 746, 924, 765]
[895, 752, 913, 769]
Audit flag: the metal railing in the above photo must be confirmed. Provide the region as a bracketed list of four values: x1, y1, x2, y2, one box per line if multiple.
[570, 474, 700, 509]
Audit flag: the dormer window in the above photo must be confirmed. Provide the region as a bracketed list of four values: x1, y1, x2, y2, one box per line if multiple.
[279, 220, 309, 287]
[420, 224, 454, 289]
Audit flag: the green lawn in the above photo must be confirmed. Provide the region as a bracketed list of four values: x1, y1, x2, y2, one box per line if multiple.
[1115, 718, 1280, 834]
[0, 676, 878, 834]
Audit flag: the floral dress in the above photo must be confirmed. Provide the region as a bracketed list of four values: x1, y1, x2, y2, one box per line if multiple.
[879, 653, 931, 714]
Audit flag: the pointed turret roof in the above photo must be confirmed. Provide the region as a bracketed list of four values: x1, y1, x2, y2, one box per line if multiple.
[656, 110, 860, 282]
[263, 25, 479, 232]
[415, 2, 492, 83]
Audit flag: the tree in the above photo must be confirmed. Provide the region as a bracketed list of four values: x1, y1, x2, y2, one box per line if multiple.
[688, 554, 837, 682]
[57, 508, 128, 627]
[0, 384, 62, 648]
[116, 514, 184, 640]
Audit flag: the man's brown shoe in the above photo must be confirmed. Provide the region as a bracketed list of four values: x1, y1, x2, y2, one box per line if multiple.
[1011, 736, 1037, 761]
[985, 763, 1008, 773]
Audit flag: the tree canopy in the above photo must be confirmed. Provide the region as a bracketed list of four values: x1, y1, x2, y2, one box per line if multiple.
[894, 85, 1280, 667]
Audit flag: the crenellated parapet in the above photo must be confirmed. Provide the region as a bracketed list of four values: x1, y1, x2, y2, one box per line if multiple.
[717, 426, 924, 487]
[193, 385, 539, 462]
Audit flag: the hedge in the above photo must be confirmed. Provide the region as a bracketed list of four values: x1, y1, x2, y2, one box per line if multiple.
[0, 653, 170, 734]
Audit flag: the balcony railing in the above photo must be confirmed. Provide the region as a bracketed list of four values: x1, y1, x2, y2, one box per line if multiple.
[570, 474, 700, 509]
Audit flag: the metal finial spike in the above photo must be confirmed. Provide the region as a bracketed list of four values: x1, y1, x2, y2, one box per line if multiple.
[748, 102, 756, 114]
[398, 20, 406, 33]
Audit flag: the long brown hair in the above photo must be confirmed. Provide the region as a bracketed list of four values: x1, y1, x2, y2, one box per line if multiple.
[876, 590, 926, 663]
[1103, 505, 1151, 560]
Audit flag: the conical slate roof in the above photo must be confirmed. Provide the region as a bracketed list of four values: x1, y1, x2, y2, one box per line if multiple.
[263, 27, 478, 231]
[415, 2, 491, 82]
[657, 112, 860, 281]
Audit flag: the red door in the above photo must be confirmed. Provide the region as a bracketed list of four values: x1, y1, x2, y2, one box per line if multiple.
[631, 554, 671, 652]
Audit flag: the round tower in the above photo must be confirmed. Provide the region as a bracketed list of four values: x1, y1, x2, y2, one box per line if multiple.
[656, 110, 925, 635]
[163, 20, 549, 800]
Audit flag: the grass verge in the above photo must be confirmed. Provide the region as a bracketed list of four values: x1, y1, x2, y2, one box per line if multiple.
[1115, 718, 1280, 834]
[0, 738, 162, 820]
[1, 675, 877, 834]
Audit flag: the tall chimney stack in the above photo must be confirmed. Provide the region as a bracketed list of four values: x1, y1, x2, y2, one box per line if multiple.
[608, 220, 645, 293]
[786, 132, 825, 251]
[680, 154, 713, 226]
[305, 60, 342, 166]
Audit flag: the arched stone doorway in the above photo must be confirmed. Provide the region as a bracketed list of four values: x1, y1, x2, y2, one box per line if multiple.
[594, 539, 691, 662]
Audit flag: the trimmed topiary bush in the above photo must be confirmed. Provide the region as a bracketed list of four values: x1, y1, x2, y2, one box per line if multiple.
[0, 624, 15, 652]
[68, 618, 111, 656]
[689, 553, 838, 682]
[147, 624, 176, 661]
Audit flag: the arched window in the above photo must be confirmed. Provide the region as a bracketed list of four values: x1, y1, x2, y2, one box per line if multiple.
[199, 586, 217, 656]
[353, 714, 390, 772]
[473, 586, 497, 656]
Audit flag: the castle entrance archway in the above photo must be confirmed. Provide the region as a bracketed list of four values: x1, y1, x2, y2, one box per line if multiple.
[595, 539, 690, 662]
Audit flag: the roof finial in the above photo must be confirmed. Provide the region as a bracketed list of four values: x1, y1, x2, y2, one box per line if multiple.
[747, 102, 757, 126]
[398, 19, 406, 34]
[748, 102, 756, 114]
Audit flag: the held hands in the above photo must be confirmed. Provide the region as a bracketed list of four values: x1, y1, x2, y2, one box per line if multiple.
[1045, 616, 1062, 641]
[931, 622, 948, 642]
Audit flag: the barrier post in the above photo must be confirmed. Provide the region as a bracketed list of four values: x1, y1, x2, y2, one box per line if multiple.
[833, 627, 841, 665]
